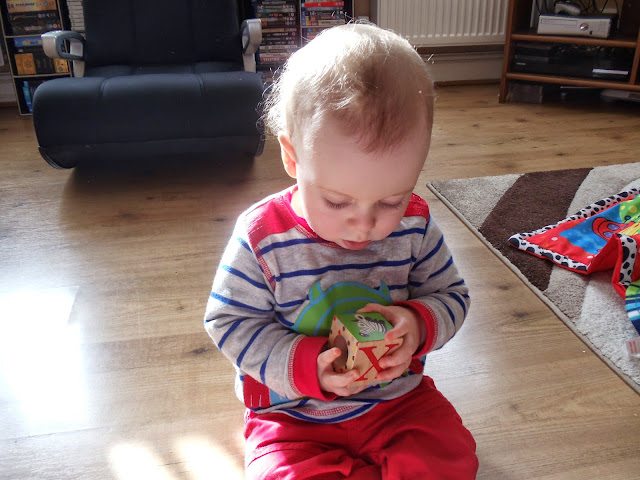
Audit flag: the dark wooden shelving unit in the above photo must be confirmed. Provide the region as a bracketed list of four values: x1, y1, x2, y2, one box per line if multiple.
[499, 0, 640, 103]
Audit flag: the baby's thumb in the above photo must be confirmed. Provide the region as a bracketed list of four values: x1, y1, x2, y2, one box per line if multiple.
[319, 347, 341, 366]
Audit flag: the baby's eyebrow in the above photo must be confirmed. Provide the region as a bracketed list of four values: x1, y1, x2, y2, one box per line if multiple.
[321, 188, 352, 200]
[321, 187, 412, 202]
[380, 189, 414, 201]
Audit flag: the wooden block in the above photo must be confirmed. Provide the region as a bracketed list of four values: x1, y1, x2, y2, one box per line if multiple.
[328, 312, 402, 386]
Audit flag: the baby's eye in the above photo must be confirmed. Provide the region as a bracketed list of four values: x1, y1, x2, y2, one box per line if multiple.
[323, 198, 349, 210]
[378, 201, 404, 210]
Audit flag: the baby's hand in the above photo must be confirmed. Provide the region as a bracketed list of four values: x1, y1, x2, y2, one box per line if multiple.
[317, 347, 369, 397]
[358, 303, 425, 383]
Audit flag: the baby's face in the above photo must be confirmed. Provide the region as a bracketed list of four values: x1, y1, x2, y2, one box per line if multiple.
[290, 119, 429, 250]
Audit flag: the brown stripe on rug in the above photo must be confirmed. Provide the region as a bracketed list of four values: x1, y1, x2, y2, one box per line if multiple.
[479, 168, 592, 292]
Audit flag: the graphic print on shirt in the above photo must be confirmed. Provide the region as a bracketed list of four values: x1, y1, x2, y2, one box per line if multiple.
[293, 281, 393, 337]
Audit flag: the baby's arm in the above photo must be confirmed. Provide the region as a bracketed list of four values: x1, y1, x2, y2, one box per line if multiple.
[356, 216, 469, 383]
[205, 219, 363, 404]
[401, 215, 470, 353]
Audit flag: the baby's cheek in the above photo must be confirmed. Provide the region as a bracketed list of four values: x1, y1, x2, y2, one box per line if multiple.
[378, 215, 404, 239]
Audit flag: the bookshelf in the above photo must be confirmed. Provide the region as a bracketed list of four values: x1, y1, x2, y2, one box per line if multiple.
[0, 0, 70, 115]
[250, 0, 353, 86]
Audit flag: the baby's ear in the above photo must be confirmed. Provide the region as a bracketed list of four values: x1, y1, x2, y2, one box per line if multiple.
[278, 132, 298, 179]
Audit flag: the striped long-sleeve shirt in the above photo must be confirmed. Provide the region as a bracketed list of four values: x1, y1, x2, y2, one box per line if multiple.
[204, 186, 470, 423]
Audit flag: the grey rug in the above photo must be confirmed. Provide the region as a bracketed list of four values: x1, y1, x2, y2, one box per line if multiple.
[428, 163, 640, 394]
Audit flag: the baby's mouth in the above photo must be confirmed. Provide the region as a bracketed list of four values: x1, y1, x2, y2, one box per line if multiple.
[343, 240, 372, 250]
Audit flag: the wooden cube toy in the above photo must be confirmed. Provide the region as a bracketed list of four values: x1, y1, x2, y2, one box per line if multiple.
[328, 312, 402, 386]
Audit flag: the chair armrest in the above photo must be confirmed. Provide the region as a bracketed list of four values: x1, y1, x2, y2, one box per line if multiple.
[42, 30, 85, 60]
[41, 30, 86, 77]
[241, 19, 262, 73]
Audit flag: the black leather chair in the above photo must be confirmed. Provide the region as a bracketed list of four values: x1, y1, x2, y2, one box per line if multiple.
[32, 0, 264, 169]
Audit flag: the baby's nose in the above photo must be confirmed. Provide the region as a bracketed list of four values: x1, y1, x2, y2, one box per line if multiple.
[350, 210, 376, 233]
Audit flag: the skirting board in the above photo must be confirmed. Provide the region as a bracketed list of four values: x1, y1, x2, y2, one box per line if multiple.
[422, 51, 504, 83]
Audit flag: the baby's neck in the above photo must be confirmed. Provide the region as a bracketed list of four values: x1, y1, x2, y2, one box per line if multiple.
[290, 187, 304, 218]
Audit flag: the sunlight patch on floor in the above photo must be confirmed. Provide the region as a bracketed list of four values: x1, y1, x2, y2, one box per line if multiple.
[109, 436, 244, 480]
[176, 435, 244, 479]
[109, 443, 177, 480]
[0, 286, 87, 434]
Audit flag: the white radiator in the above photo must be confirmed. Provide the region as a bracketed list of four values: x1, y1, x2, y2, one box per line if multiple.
[373, 0, 509, 48]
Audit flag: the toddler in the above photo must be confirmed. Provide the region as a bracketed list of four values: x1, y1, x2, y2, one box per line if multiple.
[205, 22, 478, 479]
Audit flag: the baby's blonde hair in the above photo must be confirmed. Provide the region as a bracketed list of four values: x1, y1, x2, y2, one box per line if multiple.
[264, 22, 434, 153]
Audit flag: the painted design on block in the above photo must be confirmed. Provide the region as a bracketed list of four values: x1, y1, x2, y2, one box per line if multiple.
[355, 313, 389, 337]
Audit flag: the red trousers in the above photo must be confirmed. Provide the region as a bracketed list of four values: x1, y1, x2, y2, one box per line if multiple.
[244, 376, 478, 479]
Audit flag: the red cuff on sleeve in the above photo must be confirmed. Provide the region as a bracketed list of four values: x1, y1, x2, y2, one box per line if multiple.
[393, 300, 438, 357]
[291, 336, 338, 401]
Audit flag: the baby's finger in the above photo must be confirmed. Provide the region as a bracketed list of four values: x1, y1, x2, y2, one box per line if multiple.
[358, 303, 391, 317]
[385, 322, 408, 342]
[335, 375, 369, 396]
[375, 363, 409, 383]
[328, 370, 360, 391]
[358, 302, 383, 312]
[318, 347, 341, 368]
[379, 344, 412, 369]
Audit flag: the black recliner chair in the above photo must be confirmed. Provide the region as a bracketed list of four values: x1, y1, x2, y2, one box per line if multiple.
[33, 0, 264, 169]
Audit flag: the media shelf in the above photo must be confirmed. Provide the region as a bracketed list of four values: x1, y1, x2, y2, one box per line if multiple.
[0, 0, 71, 115]
[499, 0, 640, 102]
[247, 0, 353, 86]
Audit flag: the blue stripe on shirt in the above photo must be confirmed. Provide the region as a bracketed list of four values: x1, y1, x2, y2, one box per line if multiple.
[238, 237, 252, 252]
[448, 291, 468, 316]
[259, 357, 268, 384]
[428, 256, 453, 280]
[221, 265, 269, 290]
[277, 298, 306, 309]
[238, 324, 270, 367]
[275, 258, 413, 281]
[413, 235, 444, 270]
[209, 291, 273, 313]
[388, 227, 426, 237]
[259, 237, 319, 256]
[217, 319, 243, 349]
[434, 296, 456, 326]
[276, 312, 295, 327]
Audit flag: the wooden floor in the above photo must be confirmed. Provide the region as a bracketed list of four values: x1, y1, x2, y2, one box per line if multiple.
[1, 84, 639, 479]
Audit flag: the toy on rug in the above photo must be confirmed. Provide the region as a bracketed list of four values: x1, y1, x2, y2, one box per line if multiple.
[328, 312, 402, 386]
